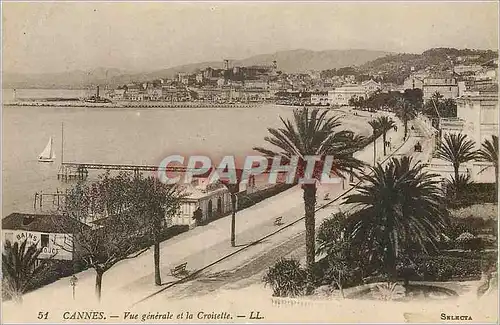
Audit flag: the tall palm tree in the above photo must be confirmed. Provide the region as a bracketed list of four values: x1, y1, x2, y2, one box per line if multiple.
[395, 98, 416, 139]
[437, 133, 477, 181]
[478, 135, 499, 191]
[254, 108, 364, 267]
[376, 116, 396, 156]
[344, 157, 448, 280]
[2, 239, 46, 303]
[368, 119, 380, 166]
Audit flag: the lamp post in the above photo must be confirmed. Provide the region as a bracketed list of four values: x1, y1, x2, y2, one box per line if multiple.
[70, 275, 78, 300]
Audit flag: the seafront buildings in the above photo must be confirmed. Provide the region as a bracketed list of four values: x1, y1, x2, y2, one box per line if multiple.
[425, 60, 499, 182]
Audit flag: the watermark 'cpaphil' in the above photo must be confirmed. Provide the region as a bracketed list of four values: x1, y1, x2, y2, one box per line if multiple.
[156, 155, 342, 185]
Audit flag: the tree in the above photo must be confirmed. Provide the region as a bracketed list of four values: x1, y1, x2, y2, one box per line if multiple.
[424, 92, 457, 118]
[316, 212, 354, 298]
[368, 119, 381, 166]
[437, 133, 477, 181]
[128, 175, 183, 286]
[478, 135, 499, 191]
[344, 157, 448, 280]
[2, 239, 47, 303]
[403, 88, 423, 111]
[221, 182, 239, 247]
[376, 116, 396, 156]
[395, 98, 416, 139]
[445, 174, 474, 206]
[62, 173, 156, 301]
[253, 108, 364, 267]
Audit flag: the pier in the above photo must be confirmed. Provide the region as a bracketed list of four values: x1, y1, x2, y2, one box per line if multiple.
[57, 161, 273, 182]
[57, 162, 215, 181]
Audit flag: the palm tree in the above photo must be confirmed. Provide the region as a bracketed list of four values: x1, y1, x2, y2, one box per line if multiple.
[2, 239, 47, 303]
[445, 174, 474, 207]
[254, 108, 364, 267]
[376, 116, 396, 156]
[344, 157, 448, 280]
[368, 119, 381, 166]
[437, 133, 477, 181]
[395, 98, 416, 139]
[478, 135, 499, 191]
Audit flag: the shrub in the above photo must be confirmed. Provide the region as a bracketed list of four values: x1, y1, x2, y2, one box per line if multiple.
[372, 282, 405, 301]
[445, 217, 497, 239]
[456, 232, 484, 251]
[414, 255, 481, 281]
[263, 258, 308, 297]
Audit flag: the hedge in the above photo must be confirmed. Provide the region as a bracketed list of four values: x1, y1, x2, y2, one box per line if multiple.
[237, 184, 294, 211]
[446, 183, 497, 208]
[412, 255, 483, 281]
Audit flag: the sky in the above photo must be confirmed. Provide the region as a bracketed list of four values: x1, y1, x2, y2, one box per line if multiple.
[2, 1, 499, 74]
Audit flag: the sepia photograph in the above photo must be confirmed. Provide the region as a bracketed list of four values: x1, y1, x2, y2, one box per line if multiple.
[1, 1, 499, 323]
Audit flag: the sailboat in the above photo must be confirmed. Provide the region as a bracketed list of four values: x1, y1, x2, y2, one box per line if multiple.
[38, 137, 55, 163]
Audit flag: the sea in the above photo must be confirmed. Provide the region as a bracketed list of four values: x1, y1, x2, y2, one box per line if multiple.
[1, 89, 369, 216]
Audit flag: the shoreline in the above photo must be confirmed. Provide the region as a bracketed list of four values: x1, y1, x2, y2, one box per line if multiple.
[3, 101, 264, 109]
[3, 101, 342, 110]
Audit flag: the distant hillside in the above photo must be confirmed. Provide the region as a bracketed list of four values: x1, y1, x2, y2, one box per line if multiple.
[3, 49, 391, 89]
[3, 68, 131, 90]
[358, 48, 498, 84]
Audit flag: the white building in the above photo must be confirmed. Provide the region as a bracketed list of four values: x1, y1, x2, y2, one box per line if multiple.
[310, 91, 329, 106]
[328, 79, 381, 106]
[403, 76, 424, 90]
[423, 75, 459, 100]
[431, 84, 498, 183]
[328, 85, 366, 106]
[453, 64, 483, 75]
[2, 213, 82, 261]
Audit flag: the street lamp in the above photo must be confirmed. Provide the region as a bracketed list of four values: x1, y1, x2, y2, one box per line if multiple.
[70, 275, 78, 300]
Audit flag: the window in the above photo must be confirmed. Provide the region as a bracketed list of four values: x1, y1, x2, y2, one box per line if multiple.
[41, 234, 49, 248]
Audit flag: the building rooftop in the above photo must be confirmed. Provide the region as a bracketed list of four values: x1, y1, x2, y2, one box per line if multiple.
[2, 213, 88, 233]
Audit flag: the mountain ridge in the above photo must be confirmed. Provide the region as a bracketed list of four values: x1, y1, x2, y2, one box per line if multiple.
[3, 49, 392, 89]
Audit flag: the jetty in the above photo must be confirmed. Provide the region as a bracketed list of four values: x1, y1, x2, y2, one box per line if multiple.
[57, 162, 215, 181]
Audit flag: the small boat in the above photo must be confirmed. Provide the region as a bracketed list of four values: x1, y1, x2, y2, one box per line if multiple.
[38, 137, 55, 163]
